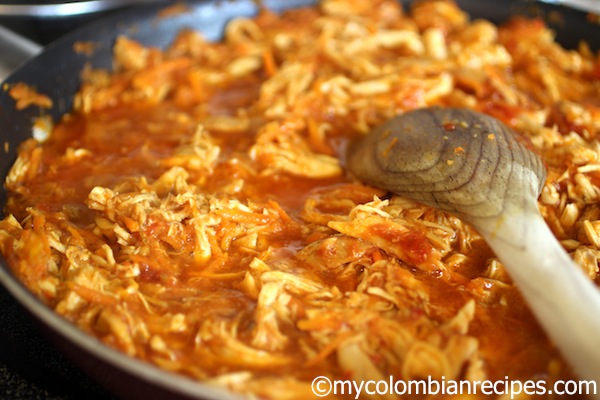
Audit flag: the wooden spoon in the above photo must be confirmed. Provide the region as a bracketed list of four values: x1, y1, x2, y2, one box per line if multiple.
[347, 107, 600, 388]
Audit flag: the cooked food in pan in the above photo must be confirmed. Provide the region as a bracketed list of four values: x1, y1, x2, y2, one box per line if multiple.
[1, 0, 599, 398]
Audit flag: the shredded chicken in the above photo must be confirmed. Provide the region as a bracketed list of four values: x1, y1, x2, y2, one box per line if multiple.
[1, 0, 599, 399]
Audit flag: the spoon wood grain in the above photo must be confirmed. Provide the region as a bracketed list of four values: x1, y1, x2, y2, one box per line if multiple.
[347, 107, 600, 392]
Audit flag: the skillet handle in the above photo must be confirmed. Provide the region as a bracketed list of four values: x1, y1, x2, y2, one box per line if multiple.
[549, 0, 600, 14]
[0, 24, 42, 82]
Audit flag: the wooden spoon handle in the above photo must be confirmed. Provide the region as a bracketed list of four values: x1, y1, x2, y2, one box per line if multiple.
[347, 107, 600, 391]
[475, 210, 600, 390]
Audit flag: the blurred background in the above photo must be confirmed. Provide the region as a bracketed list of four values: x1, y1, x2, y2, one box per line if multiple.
[0, 0, 160, 44]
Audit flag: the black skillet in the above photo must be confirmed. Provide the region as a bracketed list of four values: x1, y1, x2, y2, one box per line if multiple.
[0, 1, 599, 399]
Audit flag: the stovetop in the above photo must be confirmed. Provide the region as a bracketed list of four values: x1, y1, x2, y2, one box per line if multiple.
[0, 287, 117, 399]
